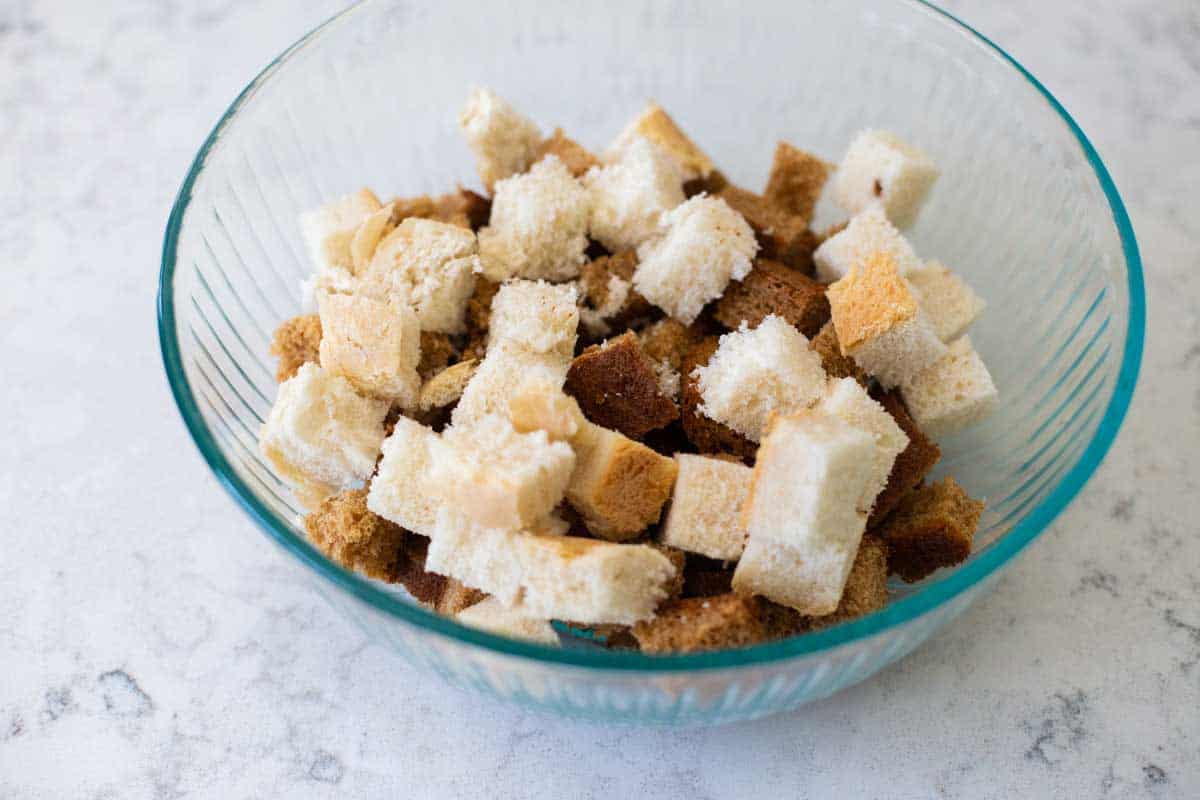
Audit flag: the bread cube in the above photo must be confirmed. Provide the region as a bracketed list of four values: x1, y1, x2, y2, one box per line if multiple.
[316, 292, 421, 407]
[299, 188, 384, 273]
[456, 597, 559, 645]
[714, 258, 829, 337]
[658, 454, 752, 560]
[270, 314, 322, 382]
[260, 363, 390, 508]
[907, 261, 985, 342]
[763, 141, 834, 226]
[360, 217, 479, 334]
[487, 280, 579, 358]
[303, 488, 411, 582]
[810, 533, 889, 628]
[732, 535, 861, 617]
[809, 321, 868, 385]
[477, 156, 591, 282]
[632, 594, 765, 654]
[432, 416, 575, 531]
[877, 478, 983, 582]
[568, 422, 678, 541]
[565, 332, 678, 439]
[693, 315, 828, 442]
[426, 509, 678, 624]
[815, 378, 909, 513]
[899, 335, 997, 438]
[813, 205, 921, 283]
[831, 129, 939, 229]
[532, 128, 599, 177]
[458, 87, 542, 191]
[366, 415, 442, 536]
[868, 388, 941, 527]
[638, 318, 705, 372]
[578, 250, 653, 336]
[633, 195, 758, 324]
[679, 337, 757, 460]
[585, 137, 686, 252]
[826, 251, 948, 388]
[715, 185, 813, 268]
[419, 360, 478, 412]
[606, 102, 714, 181]
[451, 345, 571, 428]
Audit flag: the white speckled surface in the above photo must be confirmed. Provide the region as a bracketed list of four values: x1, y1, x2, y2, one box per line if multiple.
[1, 1, 1197, 797]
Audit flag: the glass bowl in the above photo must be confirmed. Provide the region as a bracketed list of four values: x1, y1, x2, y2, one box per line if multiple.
[158, 0, 1144, 725]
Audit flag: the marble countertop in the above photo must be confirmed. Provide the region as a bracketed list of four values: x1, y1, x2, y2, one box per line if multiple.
[2, 1, 1196, 797]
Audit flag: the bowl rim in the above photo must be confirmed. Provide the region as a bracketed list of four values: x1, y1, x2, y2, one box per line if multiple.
[157, 0, 1145, 673]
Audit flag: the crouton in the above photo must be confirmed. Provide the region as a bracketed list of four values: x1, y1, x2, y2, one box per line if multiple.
[713, 258, 829, 336]
[270, 314, 322, 382]
[456, 597, 559, 645]
[826, 251, 948, 388]
[658, 454, 752, 560]
[419, 360, 478, 412]
[868, 388, 942, 527]
[568, 422, 678, 541]
[633, 195, 758, 324]
[366, 415, 443, 536]
[632, 594, 766, 654]
[584, 137, 686, 252]
[577, 250, 654, 335]
[813, 205, 921, 283]
[814, 534, 890, 626]
[451, 344, 572, 428]
[487, 280, 580, 358]
[607, 102, 715, 181]
[898, 336, 997, 438]
[809, 320, 868, 385]
[763, 141, 834, 225]
[458, 88, 542, 191]
[300, 188, 384, 273]
[565, 332, 679, 438]
[638, 318, 706, 373]
[303, 488, 410, 582]
[533, 128, 599, 177]
[815, 378, 909, 514]
[907, 261, 986, 342]
[417, 331, 459, 380]
[432, 187, 492, 231]
[831, 129, 939, 229]
[679, 337, 758, 460]
[715, 184, 813, 269]
[316, 292, 421, 407]
[876, 478, 983, 581]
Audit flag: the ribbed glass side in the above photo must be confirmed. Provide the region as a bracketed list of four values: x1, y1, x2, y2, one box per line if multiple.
[160, 0, 1141, 724]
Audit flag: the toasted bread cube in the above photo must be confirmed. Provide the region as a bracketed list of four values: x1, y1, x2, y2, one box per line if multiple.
[315, 292, 421, 407]
[584, 137, 686, 252]
[426, 510, 678, 624]
[260, 363, 389, 507]
[633, 195, 758, 324]
[679, 337, 757, 459]
[303, 488, 411, 582]
[565, 332, 678, 439]
[764, 142, 834, 225]
[831, 129, 939, 229]
[658, 454, 752, 560]
[478, 156, 590, 282]
[419, 360, 478, 412]
[607, 102, 714, 181]
[813, 205, 921, 283]
[578, 251, 653, 336]
[532, 128, 599, 177]
[632, 594, 765, 654]
[899, 336, 997, 438]
[693, 316, 828, 442]
[638, 318, 705, 372]
[877, 478, 983, 581]
[826, 251, 948, 388]
[869, 389, 941, 527]
[432, 416, 575, 531]
[456, 597, 559, 645]
[366, 416, 442, 536]
[715, 185, 812, 267]
[487, 280, 579, 358]
[568, 423, 678, 541]
[811, 534, 889, 628]
[270, 314, 322, 382]
[458, 88, 542, 192]
[816, 378, 909, 513]
[361, 217, 479, 334]
[907, 261, 985, 342]
[300, 188, 384, 273]
[714, 259, 829, 337]
[809, 321, 868, 385]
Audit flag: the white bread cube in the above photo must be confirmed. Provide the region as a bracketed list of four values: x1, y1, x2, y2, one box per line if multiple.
[316, 292, 421, 407]
[456, 597, 559, 646]
[260, 363, 389, 508]
[606, 102, 714, 181]
[907, 261, 986, 342]
[477, 156, 591, 282]
[366, 416, 442, 536]
[826, 251, 948, 388]
[633, 195, 758, 324]
[816, 378, 909, 513]
[831, 129, 939, 229]
[584, 136, 685, 252]
[426, 509, 677, 624]
[450, 344, 571, 428]
[813, 205, 921, 283]
[361, 217, 479, 334]
[692, 315, 828, 441]
[899, 335, 998, 438]
[487, 280, 579, 358]
[432, 415, 575, 531]
[458, 87, 542, 191]
[658, 454, 752, 561]
[299, 188, 384, 273]
[732, 535, 863, 617]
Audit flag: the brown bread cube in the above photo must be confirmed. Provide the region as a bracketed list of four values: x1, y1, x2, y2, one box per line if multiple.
[869, 389, 942, 526]
[565, 332, 679, 438]
[270, 314, 322, 382]
[716, 184, 815, 271]
[763, 142, 833, 226]
[811, 534, 889, 628]
[679, 337, 758, 460]
[876, 478, 983, 582]
[810, 321, 868, 385]
[632, 594, 766, 654]
[638, 318, 706, 372]
[533, 128, 600, 177]
[714, 259, 830, 337]
[304, 488, 410, 583]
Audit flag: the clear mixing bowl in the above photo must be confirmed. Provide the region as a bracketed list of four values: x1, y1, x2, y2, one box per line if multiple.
[158, 0, 1144, 725]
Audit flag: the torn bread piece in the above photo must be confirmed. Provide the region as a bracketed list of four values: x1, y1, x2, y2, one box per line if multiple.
[632, 594, 766, 654]
[606, 102, 714, 181]
[478, 156, 591, 282]
[425, 508, 678, 624]
[693, 315, 828, 442]
[763, 141, 834, 225]
[831, 129, 939, 229]
[300, 188, 384, 274]
[304, 487, 412, 583]
[316, 292, 421, 408]
[898, 335, 997, 438]
[585, 136, 686, 252]
[826, 251, 948, 389]
[906, 261, 986, 342]
[458, 87, 542, 192]
[714, 258, 829, 337]
[565, 331, 679, 439]
[270, 314, 322, 382]
[456, 597, 559, 645]
[633, 195, 758, 324]
[658, 454, 752, 561]
[532, 128, 600, 177]
[876, 478, 983, 582]
[813, 205, 921, 283]
[260, 363, 390, 509]
[815, 378, 909, 514]
[366, 415, 443, 537]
